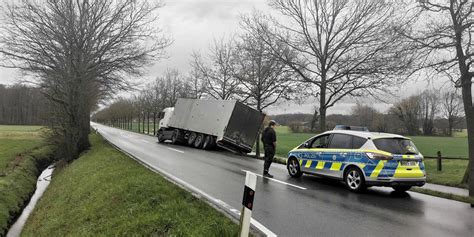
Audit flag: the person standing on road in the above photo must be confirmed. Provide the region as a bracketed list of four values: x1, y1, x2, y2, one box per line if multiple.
[262, 120, 277, 178]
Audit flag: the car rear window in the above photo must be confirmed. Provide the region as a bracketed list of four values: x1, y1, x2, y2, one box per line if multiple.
[373, 138, 418, 154]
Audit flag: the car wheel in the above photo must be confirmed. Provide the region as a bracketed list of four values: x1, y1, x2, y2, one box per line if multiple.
[287, 157, 303, 178]
[187, 132, 197, 146]
[393, 186, 411, 192]
[157, 130, 165, 143]
[345, 167, 366, 192]
[194, 133, 204, 148]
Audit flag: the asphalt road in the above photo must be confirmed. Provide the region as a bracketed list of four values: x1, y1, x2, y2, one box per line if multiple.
[92, 123, 473, 237]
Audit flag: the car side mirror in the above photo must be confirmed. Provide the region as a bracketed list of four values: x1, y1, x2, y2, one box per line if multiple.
[303, 142, 309, 148]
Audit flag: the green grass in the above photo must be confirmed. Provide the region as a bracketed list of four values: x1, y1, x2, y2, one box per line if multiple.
[409, 136, 468, 158]
[411, 187, 474, 204]
[0, 125, 53, 236]
[452, 129, 467, 138]
[0, 125, 44, 173]
[424, 159, 469, 188]
[22, 134, 239, 236]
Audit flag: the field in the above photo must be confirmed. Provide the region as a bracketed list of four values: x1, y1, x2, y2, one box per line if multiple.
[22, 134, 239, 236]
[0, 125, 44, 173]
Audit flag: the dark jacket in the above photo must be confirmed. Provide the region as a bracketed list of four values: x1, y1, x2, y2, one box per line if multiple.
[261, 126, 276, 148]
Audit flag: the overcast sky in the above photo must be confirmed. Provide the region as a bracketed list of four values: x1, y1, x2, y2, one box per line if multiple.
[0, 0, 454, 115]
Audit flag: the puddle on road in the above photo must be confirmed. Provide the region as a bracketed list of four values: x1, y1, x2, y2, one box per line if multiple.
[7, 165, 55, 237]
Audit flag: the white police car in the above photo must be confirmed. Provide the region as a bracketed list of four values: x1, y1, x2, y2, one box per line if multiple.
[287, 126, 426, 192]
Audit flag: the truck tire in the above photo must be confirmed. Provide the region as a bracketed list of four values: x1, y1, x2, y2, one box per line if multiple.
[187, 132, 197, 146]
[202, 135, 213, 150]
[171, 129, 180, 144]
[157, 130, 165, 143]
[194, 133, 204, 148]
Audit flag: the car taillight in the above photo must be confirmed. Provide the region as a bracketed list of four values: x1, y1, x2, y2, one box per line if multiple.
[366, 152, 392, 160]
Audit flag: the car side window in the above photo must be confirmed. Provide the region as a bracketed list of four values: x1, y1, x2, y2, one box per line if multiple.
[352, 136, 367, 149]
[328, 134, 352, 149]
[310, 135, 330, 148]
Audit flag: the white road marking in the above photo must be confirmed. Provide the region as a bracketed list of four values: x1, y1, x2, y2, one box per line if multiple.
[140, 139, 151, 143]
[242, 170, 307, 190]
[167, 147, 185, 153]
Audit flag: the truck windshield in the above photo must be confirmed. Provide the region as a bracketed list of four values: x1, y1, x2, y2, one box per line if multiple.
[372, 138, 419, 155]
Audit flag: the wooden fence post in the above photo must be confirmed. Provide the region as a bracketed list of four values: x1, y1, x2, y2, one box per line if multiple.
[437, 151, 442, 171]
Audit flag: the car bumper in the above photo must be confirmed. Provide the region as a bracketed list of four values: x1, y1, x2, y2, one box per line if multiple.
[366, 177, 426, 187]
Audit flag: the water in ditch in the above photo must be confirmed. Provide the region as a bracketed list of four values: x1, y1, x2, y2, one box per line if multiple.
[6, 165, 55, 237]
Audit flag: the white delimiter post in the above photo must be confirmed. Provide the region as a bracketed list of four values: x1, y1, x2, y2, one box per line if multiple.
[239, 171, 257, 237]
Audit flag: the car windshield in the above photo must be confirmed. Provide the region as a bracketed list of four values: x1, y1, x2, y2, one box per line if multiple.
[372, 138, 419, 155]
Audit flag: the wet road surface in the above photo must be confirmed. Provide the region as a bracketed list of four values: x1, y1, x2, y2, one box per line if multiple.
[92, 123, 473, 237]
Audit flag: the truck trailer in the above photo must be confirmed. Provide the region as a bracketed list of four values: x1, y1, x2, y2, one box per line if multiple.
[156, 98, 265, 153]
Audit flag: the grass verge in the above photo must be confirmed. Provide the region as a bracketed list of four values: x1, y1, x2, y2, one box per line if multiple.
[411, 187, 474, 205]
[423, 159, 468, 189]
[22, 134, 239, 236]
[0, 145, 54, 236]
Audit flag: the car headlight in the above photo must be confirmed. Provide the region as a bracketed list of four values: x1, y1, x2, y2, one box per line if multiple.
[366, 152, 392, 160]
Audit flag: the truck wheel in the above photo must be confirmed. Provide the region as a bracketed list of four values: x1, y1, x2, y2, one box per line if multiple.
[202, 135, 213, 150]
[187, 132, 197, 146]
[194, 134, 204, 148]
[157, 130, 165, 143]
[171, 130, 180, 144]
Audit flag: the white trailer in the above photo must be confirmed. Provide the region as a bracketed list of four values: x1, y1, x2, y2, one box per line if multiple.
[157, 98, 265, 153]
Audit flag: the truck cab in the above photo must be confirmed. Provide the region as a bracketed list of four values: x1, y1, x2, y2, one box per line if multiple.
[159, 107, 174, 129]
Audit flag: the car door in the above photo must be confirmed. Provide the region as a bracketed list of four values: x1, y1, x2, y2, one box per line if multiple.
[322, 133, 354, 178]
[299, 134, 330, 174]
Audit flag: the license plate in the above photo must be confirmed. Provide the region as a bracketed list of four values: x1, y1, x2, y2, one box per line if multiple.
[400, 161, 417, 166]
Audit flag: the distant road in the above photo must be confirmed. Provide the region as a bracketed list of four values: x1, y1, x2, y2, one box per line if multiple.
[92, 123, 474, 237]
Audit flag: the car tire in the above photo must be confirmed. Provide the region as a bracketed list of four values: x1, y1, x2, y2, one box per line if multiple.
[194, 133, 204, 148]
[345, 167, 366, 192]
[392, 186, 411, 192]
[187, 132, 197, 146]
[157, 130, 165, 143]
[287, 157, 303, 178]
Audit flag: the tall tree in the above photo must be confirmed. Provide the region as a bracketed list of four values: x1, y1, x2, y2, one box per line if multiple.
[419, 90, 439, 135]
[400, 0, 474, 200]
[191, 38, 239, 100]
[234, 30, 295, 158]
[245, 1, 416, 131]
[0, 0, 170, 160]
[390, 95, 421, 136]
[441, 89, 463, 136]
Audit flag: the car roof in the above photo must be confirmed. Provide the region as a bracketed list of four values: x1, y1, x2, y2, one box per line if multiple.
[319, 130, 409, 140]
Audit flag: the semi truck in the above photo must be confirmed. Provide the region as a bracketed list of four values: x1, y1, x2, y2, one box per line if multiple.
[156, 98, 265, 153]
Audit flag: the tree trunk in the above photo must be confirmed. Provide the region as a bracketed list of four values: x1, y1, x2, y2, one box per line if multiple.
[460, 75, 474, 200]
[153, 112, 156, 136]
[137, 114, 140, 132]
[147, 112, 150, 134]
[319, 82, 327, 132]
[142, 113, 145, 133]
[255, 106, 262, 159]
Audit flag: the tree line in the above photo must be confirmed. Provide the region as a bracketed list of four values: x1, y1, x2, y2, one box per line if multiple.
[0, 84, 50, 125]
[281, 88, 465, 137]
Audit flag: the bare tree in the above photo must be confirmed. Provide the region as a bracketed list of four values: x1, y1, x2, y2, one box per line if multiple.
[0, 0, 170, 160]
[400, 0, 474, 198]
[390, 95, 421, 136]
[233, 30, 296, 158]
[244, 1, 416, 131]
[191, 38, 239, 100]
[419, 90, 439, 135]
[441, 89, 464, 136]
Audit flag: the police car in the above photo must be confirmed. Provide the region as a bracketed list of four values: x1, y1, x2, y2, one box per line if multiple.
[287, 126, 426, 192]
